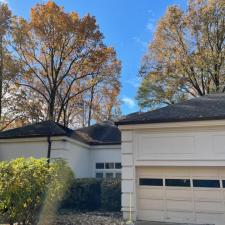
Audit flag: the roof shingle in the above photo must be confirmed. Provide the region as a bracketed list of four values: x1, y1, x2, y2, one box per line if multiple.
[0, 120, 121, 145]
[116, 93, 225, 125]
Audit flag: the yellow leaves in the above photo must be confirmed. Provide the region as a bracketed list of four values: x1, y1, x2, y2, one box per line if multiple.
[69, 12, 80, 23]
[30, 1, 74, 46]
[0, 2, 11, 36]
[10, 1, 121, 126]
[138, 0, 225, 109]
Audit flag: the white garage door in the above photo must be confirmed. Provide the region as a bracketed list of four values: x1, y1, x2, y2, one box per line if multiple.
[137, 167, 225, 225]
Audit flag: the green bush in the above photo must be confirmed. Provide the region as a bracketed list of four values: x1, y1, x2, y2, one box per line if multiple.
[62, 178, 121, 212]
[101, 179, 121, 211]
[0, 157, 74, 225]
[62, 178, 102, 211]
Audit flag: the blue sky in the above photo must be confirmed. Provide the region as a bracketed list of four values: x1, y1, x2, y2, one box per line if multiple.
[4, 0, 187, 115]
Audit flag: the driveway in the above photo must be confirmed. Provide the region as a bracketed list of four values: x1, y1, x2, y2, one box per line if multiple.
[136, 221, 211, 225]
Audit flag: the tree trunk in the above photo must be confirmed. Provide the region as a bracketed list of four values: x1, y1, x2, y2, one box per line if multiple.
[82, 100, 85, 127]
[0, 35, 3, 122]
[48, 89, 56, 121]
[88, 85, 94, 127]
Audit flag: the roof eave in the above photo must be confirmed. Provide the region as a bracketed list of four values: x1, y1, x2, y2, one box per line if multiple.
[115, 116, 225, 126]
[0, 133, 67, 140]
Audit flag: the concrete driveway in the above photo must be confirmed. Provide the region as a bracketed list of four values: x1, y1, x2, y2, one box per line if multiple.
[135, 221, 211, 225]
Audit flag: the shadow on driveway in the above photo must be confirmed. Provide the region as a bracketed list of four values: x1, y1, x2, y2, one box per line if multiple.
[135, 221, 211, 225]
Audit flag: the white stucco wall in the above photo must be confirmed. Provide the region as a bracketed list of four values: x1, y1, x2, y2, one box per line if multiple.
[51, 138, 91, 178]
[0, 136, 121, 179]
[0, 137, 49, 161]
[119, 120, 225, 220]
[90, 145, 121, 178]
[0, 137, 90, 177]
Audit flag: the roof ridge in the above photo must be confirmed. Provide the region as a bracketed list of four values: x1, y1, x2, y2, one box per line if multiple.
[51, 121, 74, 132]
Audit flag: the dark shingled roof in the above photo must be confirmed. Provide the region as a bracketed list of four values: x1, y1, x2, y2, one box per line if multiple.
[0, 120, 121, 145]
[116, 93, 225, 125]
[72, 121, 121, 145]
[0, 121, 73, 139]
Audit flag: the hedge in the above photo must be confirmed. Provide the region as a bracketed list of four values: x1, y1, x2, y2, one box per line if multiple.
[61, 178, 121, 211]
[0, 157, 74, 225]
[62, 178, 102, 210]
[101, 179, 121, 211]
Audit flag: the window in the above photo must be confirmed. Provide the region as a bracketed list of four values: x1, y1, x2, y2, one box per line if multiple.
[139, 178, 163, 186]
[165, 179, 190, 187]
[96, 173, 104, 179]
[115, 163, 122, 169]
[115, 173, 121, 179]
[193, 179, 220, 188]
[222, 180, 225, 188]
[106, 173, 114, 178]
[95, 162, 121, 179]
[105, 163, 114, 169]
[96, 163, 104, 169]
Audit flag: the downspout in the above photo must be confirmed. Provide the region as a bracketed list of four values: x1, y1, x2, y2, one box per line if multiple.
[47, 136, 52, 164]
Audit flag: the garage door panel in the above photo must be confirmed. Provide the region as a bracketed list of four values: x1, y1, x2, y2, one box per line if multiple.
[166, 199, 193, 211]
[138, 210, 165, 221]
[166, 189, 192, 200]
[218, 168, 225, 176]
[137, 166, 225, 225]
[166, 211, 194, 222]
[164, 167, 191, 177]
[138, 188, 164, 199]
[196, 212, 225, 225]
[191, 167, 219, 177]
[193, 189, 223, 200]
[195, 201, 225, 212]
[138, 198, 164, 210]
[137, 167, 163, 176]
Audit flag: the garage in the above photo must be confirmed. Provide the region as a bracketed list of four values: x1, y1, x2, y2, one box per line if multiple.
[117, 94, 225, 225]
[137, 167, 225, 225]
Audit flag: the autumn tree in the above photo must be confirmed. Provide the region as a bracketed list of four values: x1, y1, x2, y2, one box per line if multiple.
[12, 1, 121, 126]
[0, 3, 24, 130]
[137, 0, 225, 109]
[86, 63, 121, 126]
[0, 3, 11, 121]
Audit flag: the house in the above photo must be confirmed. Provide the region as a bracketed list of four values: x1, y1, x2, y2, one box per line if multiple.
[0, 120, 121, 179]
[1, 93, 225, 225]
[116, 93, 225, 225]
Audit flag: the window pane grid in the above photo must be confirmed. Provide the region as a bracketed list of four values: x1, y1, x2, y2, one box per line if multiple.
[222, 180, 225, 188]
[105, 163, 114, 169]
[139, 178, 163, 186]
[95, 162, 121, 179]
[139, 178, 223, 188]
[165, 179, 191, 187]
[96, 163, 104, 169]
[115, 163, 122, 169]
[193, 179, 220, 188]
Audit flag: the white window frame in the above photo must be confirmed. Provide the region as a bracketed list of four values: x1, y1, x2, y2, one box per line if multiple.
[95, 162, 121, 178]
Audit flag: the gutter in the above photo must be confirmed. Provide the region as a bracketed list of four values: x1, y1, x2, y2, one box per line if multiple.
[47, 136, 52, 164]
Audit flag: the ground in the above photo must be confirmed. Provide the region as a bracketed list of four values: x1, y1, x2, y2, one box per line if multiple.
[0, 212, 205, 225]
[44, 211, 203, 225]
[44, 211, 123, 225]
[136, 222, 203, 225]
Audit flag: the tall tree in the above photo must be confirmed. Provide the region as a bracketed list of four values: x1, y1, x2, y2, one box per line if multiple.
[137, 0, 225, 109]
[12, 1, 121, 126]
[87, 76, 121, 126]
[0, 3, 11, 121]
[0, 3, 23, 130]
